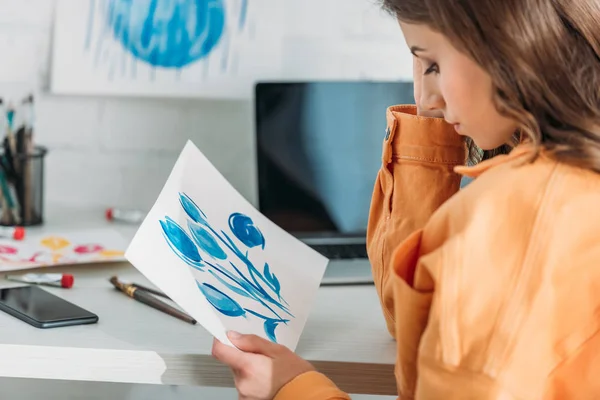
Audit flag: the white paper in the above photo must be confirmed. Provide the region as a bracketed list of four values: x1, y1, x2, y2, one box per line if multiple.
[125, 141, 328, 350]
[0, 228, 127, 271]
[50, 0, 285, 99]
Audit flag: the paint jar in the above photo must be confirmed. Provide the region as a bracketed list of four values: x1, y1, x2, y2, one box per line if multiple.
[0, 145, 48, 227]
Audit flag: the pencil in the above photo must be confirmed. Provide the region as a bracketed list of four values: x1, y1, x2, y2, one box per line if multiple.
[109, 276, 196, 325]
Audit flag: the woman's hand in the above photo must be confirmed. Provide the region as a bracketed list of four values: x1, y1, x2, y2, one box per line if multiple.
[413, 57, 444, 118]
[212, 331, 315, 400]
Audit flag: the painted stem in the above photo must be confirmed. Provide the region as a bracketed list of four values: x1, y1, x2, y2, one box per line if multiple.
[227, 261, 292, 317]
[202, 260, 286, 320]
[244, 308, 288, 324]
[221, 230, 286, 305]
[204, 224, 263, 289]
[203, 223, 288, 312]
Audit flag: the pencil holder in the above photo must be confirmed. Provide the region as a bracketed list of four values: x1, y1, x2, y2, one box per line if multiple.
[0, 145, 48, 227]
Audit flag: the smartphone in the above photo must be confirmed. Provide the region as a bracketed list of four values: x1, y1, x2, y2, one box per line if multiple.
[0, 285, 98, 328]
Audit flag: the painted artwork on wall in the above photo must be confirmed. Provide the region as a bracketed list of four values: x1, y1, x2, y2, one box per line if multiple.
[51, 0, 285, 98]
[0, 229, 127, 271]
[125, 141, 328, 350]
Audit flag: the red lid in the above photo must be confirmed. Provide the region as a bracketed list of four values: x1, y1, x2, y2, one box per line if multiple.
[61, 274, 74, 288]
[13, 226, 25, 241]
[105, 208, 113, 221]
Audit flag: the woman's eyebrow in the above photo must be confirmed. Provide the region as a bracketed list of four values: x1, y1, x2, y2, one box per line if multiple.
[410, 46, 426, 56]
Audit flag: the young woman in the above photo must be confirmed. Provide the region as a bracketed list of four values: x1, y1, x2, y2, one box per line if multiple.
[212, 0, 600, 398]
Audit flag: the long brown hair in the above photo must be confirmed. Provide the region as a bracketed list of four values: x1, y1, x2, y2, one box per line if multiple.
[382, 0, 600, 169]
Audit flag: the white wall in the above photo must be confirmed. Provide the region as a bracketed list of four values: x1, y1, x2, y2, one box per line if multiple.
[0, 0, 411, 213]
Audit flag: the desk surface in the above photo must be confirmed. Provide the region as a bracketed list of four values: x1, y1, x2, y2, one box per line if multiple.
[0, 206, 397, 396]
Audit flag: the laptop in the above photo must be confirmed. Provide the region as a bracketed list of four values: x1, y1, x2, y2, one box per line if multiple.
[254, 81, 415, 285]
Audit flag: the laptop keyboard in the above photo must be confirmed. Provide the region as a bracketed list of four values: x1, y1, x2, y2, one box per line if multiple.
[310, 243, 368, 260]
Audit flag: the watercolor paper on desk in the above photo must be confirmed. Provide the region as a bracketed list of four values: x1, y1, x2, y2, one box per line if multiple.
[125, 141, 328, 350]
[51, 0, 285, 99]
[0, 229, 127, 271]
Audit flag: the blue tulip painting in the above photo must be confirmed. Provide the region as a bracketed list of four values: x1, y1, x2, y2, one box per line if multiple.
[160, 192, 292, 343]
[51, 0, 284, 98]
[124, 141, 328, 350]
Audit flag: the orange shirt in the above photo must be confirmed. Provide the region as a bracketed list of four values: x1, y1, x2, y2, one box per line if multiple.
[275, 105, 600, 399]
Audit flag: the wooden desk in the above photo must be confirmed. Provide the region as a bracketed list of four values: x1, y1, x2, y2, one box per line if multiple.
[0, 207, 397, 396]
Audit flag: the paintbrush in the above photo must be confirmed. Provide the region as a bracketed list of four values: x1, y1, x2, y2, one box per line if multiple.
[109, 276, 195, 325]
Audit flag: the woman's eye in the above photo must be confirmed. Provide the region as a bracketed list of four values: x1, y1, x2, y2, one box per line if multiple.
[424, 63, 439, 75]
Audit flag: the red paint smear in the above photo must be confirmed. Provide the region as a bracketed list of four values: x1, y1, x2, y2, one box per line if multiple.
[73, 244, 104, 254]
[27, 252, 44, 262]
[0, 245, 17, 255]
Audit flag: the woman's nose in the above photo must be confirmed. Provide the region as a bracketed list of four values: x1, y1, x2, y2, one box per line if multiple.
[419, 77, 445, 112]
[419, 92, 445, 113]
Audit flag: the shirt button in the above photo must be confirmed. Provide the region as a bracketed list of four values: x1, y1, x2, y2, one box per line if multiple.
[384, 127, 391, 141]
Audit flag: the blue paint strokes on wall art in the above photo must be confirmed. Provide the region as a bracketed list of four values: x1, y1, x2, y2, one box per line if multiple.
[160, 192, 293, 343]
[238, 0, 247, 30]
[105, 0, 226, 68]
[94, 0, 112, 66]
[220, 32, 229, 72]
[85, 0, 97, 50]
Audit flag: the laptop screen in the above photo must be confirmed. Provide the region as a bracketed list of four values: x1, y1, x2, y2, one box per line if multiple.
[254, 81, 414, 239]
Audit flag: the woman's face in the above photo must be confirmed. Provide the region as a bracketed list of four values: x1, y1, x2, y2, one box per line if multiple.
[400, 22, 517, 150]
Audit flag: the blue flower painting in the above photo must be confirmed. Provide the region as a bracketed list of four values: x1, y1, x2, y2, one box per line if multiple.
[105, 0, 227, 68]
[80, 0, 252, 82]
[53, 0, 283, 97]
[159, 192, 292, 342]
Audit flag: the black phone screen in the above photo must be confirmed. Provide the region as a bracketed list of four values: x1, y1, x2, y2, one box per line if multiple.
[0, 286, 98, 327]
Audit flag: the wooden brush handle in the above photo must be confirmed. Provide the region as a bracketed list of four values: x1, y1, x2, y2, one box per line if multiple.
[132, 288, 196, 325]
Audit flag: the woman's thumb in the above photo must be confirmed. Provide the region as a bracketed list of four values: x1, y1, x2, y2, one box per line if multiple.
[227, 331, 277, 356]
